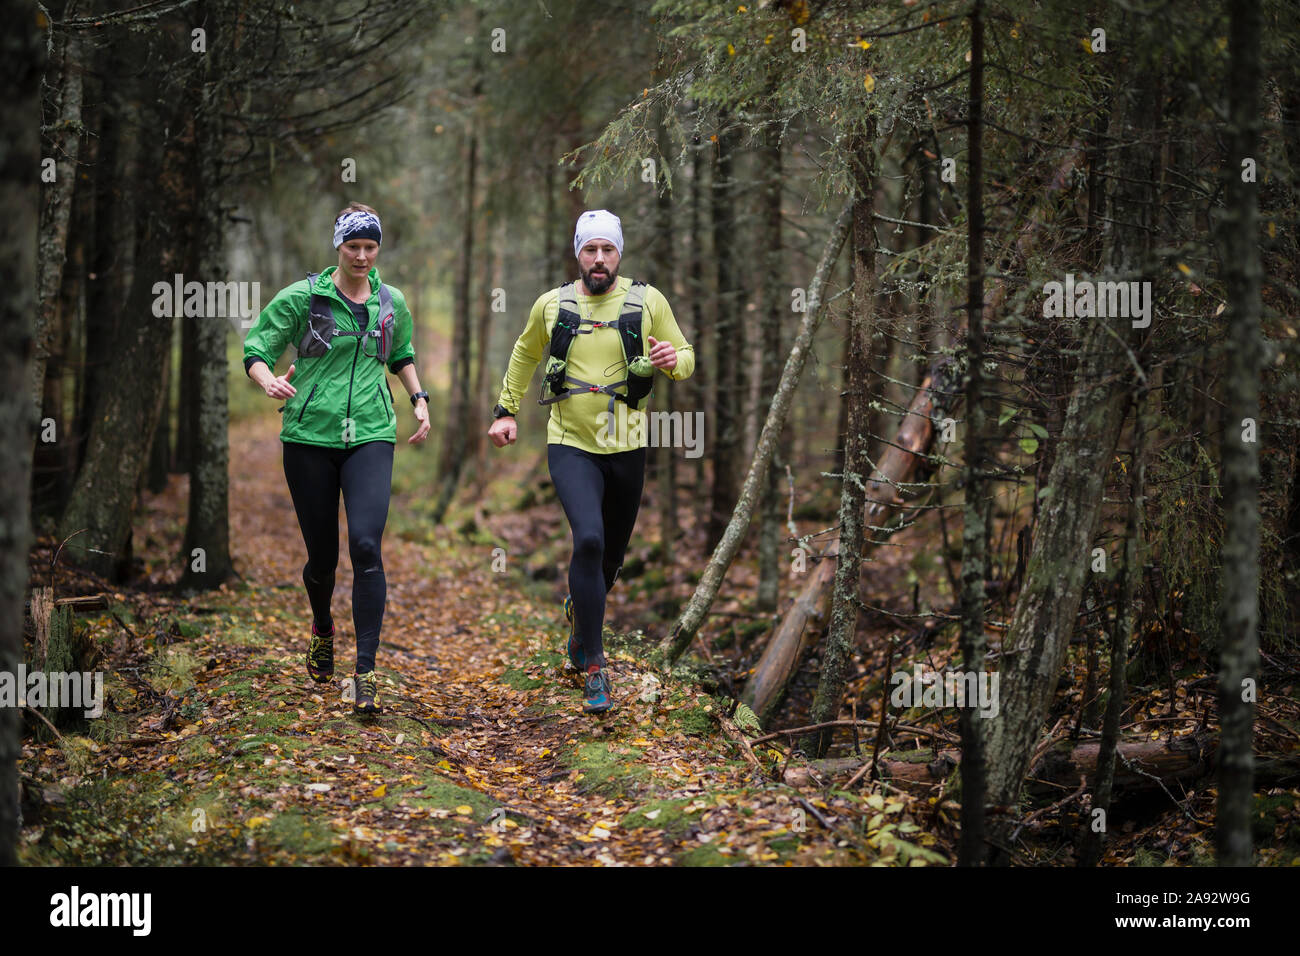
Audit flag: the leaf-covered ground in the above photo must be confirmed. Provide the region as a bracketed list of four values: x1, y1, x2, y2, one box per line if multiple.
[18, 415, 948, 866]
[19, 413, 1300, 866]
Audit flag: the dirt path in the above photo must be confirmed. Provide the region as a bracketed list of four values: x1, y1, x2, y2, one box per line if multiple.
[20, 414, 903, 866]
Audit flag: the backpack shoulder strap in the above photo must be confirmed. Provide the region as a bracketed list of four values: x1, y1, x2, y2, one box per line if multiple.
[299, 273, 337, 356]
[548, 282, 581, 362]
[615, 281, 648, 366]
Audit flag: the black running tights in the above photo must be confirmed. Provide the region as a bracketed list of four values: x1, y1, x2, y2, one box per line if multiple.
[547, 443, 646, 668]
[282, 440, 393, 673]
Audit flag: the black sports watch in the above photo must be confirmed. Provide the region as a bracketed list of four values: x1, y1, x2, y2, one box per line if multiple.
[410, 390, 429, 407]
[492, 403, 514, 420]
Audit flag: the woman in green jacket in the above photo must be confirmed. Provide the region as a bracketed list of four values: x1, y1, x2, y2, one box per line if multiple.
[243, 202, 430, 714]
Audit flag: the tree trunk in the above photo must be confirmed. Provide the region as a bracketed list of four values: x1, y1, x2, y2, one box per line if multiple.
[81, 69, 127, 476]
[806, 131, 876, 759]
[983, 75, 1155, 863]
[1216, 0, 1262, 868]
[755, 117, 784, 614]
[432, 122, 477, 524]
[1079, 381, 1147, 866]
[472, 219, 502, 474]
[653, 118, 678, 568]
[689, 135, 708, 497]
[786, 732, 1258, 798]
[744, 360, 954, 724]
[180, 61, 234, 591]
[33, 23, 83, 440]
[707, 120, 741, 549]
[664, 202, 853, 663]
[0, 0, 42, 866]
[957, 0, 989, 866]
[57, 102, 182, 580]
[147, 337, 172, 494]
[744, 149, 1082, 726]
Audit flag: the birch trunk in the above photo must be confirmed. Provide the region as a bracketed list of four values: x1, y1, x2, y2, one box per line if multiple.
[663, 202, 852, 663]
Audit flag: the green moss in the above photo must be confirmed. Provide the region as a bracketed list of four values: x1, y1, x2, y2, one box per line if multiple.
[622, 799, 694, 839]
[406, 773, 497, 822]
[500, 667, 545, 691]
[148, 646, 205, 693]
[566, 741, 650, 797]
[671, 705, 714, 737]
[250, 709, 297, 731]
[677, 843, 735, 866]
[258, 811, 339, 855]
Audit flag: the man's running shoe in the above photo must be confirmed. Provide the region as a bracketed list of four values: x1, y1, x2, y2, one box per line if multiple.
[353, 670, 381, 715]
[582, 666, 612, 714]
[564, 594, 585, 672]
[306, 621, 334, 683]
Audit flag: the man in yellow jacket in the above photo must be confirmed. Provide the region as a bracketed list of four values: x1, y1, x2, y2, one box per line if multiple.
[488, 210, 695, 713]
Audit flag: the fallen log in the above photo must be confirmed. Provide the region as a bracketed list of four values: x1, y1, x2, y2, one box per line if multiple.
[742, 363, 956, 724]
[742, 148, 1086, 730]
[783, 732, 1300, 796]
[662, 202, 854, 662]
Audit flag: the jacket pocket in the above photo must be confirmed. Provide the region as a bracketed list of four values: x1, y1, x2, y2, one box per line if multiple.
[375, 383, 391, 423]
[296, 382, 319, 423]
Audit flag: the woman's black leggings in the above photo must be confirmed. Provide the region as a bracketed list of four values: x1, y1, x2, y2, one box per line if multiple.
[282, 440, 394, 673]
[547, 443, 646, 668]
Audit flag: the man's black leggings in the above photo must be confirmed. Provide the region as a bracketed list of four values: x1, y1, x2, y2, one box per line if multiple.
[548, 443, 646, 668]
[282, 440, 394, 673]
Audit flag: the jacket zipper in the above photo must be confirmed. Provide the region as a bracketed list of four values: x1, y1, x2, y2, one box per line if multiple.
[297, 383, 318, 422]
[345, 340, 359, 447]
[376, 383, 391, 423]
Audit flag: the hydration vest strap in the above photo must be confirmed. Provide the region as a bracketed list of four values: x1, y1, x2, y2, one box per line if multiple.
[302, 274, 395, 362]
[540, 280, 652, 411]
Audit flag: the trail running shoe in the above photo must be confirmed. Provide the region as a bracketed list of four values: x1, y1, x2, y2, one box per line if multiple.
[306, 621, 334, 683]
[353, 670, 381, 715]
[582, 667, 612, 714]
[564, 594, 585, 672]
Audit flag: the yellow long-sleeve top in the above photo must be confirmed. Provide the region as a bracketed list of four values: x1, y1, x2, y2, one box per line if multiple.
[496, 276, 695, 454]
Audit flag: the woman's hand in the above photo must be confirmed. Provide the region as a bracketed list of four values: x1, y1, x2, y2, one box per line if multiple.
[409, 398, 431, 444]
[263, 363, 297, 399]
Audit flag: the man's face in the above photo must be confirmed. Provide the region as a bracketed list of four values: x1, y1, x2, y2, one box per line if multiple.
[338, 238, 379, 279]
[578, 240, 620, 295]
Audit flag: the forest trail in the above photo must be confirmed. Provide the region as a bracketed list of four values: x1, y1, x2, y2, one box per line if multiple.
[26, 414, 908, 866]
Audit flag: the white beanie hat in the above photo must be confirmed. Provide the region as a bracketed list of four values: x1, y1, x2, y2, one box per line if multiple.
[573, 209, 624, 258]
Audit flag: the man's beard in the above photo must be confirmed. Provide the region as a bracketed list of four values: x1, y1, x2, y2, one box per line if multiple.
[581, 263, 618, 295]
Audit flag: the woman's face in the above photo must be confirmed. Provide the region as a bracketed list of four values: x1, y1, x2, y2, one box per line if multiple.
[338, 238, 379, 279]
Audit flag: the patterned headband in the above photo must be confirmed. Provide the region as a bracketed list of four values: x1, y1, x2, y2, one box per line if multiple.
[333, 211, 382, 249]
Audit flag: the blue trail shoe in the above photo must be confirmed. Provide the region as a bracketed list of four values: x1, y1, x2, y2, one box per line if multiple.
[582, 667, 612, 714]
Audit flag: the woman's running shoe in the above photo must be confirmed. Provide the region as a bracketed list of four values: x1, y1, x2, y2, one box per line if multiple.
[564, 594, 585, 672]
[306, 621, 334, 683]
[353, 670, 381, 715]
[582, 666, 612, 714]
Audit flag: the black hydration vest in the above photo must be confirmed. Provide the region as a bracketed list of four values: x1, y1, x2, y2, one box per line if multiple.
[297, 273, 395, 363]
[539, 280, 654, 414]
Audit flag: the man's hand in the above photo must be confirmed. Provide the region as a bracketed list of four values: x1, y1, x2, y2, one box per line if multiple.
[263, 363, 297, 399]
[488, 416, 517, 447]
[647, 335, 677, 371]
[409, 399, 431, 444]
